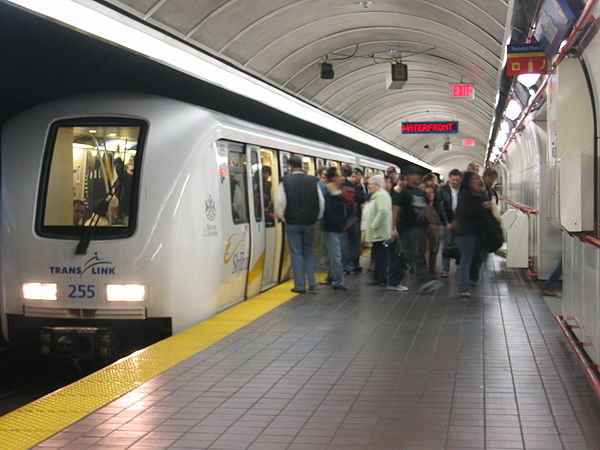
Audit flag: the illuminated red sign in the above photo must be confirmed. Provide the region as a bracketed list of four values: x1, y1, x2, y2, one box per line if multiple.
[402, 121, 459, 134]
[463, 138, 475, 146]
[450, 84, 474, 99]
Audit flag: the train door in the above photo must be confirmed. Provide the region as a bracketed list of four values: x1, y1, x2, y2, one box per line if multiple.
[217, 141, 250, 309]
[278, 151, 292, 281]
[260, 148, 283, 290]
[245, 146, 266, 298]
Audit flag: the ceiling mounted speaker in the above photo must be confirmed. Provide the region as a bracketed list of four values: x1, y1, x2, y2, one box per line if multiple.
[320, 62, 334, 79]
[386, 63, 407, 89]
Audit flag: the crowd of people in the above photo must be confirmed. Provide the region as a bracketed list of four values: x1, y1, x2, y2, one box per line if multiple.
[275, 155, 501, 298]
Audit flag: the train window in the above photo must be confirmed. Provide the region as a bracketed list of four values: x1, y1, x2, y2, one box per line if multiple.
[228, 148, 249, 224]
[250, 151, 263, 222]
[37, 120, 145, 239]
[279, 151, 291, 176]
[261, 150, 275, 227]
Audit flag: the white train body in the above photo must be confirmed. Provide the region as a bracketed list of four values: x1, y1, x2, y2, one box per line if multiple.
[0, 93, 388, 346]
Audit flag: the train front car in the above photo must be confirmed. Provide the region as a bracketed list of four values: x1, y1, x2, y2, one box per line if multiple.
[0, 94, 223, 359]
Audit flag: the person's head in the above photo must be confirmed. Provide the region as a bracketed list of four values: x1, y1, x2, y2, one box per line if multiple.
[482, 167, 498, 188]
[352, 168, 363, 183]
[368, 174, 384, 193]
[326, 166, 341, 186]
[386, 166, 398, 182]
[341, 164, 353, 179]
[466, 162, 480, 174]
[288, 154, 303, 170]
[423, 173, 437, 187]
[73, 200, 86, 225]
[404, 166, 422, 187]
[424, 186, 436, 204]
[461, 171, 483, 192]
[448, 169, 462, 190]
[384, 175, 393, 191]
[316, 166, 327, 183]
[396, 174, 406, 190]
[262, 165, 271, 180]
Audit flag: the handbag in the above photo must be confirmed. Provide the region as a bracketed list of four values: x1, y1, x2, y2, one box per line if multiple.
[442, 242, 460, 260]
[482, 212, 504, 253]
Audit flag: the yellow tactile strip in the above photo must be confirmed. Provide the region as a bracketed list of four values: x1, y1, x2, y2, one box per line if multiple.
[0, 281, 299, 450]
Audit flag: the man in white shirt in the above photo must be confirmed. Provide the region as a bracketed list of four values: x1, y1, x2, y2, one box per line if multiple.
[439, 169, 462, 277]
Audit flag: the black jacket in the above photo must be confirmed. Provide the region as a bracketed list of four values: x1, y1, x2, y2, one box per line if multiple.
[455, 187, 488, 236]
[282, 172, 320, 225]
[322, 186, 346, 232]
[439, 184, 456, 224]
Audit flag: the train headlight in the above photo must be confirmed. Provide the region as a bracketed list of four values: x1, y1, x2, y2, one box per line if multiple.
[106, 284, 146, 302]
[23, 283, 58, 300]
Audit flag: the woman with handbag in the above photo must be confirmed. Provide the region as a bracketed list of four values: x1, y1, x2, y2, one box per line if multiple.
[454, 172, 490, 298]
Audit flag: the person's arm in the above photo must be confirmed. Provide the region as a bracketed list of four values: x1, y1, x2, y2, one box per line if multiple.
[317, 186, 325, 220]
[274, 184, 286, 222]
[391, 205, 400, 239]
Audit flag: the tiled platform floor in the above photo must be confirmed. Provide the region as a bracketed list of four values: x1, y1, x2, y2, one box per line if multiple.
[36, 256, 600, 449]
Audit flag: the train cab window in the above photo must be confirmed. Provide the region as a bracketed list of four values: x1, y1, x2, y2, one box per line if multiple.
[250, 151, 263, 222]
[228, 148, 249, 224]
[279, 151, 291, 177]
[38, 120, 145, 238]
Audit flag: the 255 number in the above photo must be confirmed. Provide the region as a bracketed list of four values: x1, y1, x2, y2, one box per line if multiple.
[68, 284, 95, 299]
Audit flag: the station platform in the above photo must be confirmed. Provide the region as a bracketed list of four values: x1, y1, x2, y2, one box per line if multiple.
[3, 255, 600, 449]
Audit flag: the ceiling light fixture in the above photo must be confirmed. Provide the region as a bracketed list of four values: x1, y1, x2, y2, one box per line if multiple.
[7, 0, 433, 170]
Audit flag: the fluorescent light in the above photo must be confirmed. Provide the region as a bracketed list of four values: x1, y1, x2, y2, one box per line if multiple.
[495, 132, 508, 148]
[7, 0, 434, 171]
[89, 129, 97, 133]
[23, 282, 57, 300]
[517, 73, 540, 88]
[107, 284, 146, 301]
[505, 99, 523, 121]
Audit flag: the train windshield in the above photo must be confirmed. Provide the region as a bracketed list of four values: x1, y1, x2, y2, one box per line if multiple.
[38, 120, 145, 239]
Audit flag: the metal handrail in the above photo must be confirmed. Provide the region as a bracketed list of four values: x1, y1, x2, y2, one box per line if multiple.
[554, 315, 600, 401]
[504, 198, 538, 215]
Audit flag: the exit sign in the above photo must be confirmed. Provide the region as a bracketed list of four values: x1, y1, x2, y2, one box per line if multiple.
[450, 84, 475, 99]
[463, 138, 476, 146]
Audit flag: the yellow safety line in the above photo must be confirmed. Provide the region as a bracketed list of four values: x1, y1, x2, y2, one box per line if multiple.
[0, 280, 300, 450]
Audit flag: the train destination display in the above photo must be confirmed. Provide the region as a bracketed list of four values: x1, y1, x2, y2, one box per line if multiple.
[401, 121, 459, 134]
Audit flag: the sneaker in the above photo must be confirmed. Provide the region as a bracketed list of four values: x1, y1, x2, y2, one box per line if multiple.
[291, 288, 306, 294]
[387, 284, 408, 292]
[542, 289, 558, 297]
[460, 292, 471, 298]
[418, 280, 443, 294]
[319, 279, 331, 285]
[332, 285, 348, 291]
[440, 272, 449, 278]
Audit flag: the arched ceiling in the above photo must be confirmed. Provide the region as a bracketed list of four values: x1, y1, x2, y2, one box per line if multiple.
[103, 0, 514, 169]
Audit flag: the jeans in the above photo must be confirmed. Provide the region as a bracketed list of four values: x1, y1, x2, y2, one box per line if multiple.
[323, 231, 344, 287]
[389, 228, 431, 286]
[286, 223, 317, 291]
[441, 227, 454, 273]
[372, 241, 389, 283]
[456, 235, 486, 293]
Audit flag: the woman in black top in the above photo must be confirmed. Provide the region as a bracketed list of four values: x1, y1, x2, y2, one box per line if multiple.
[454, 172, 490, 297]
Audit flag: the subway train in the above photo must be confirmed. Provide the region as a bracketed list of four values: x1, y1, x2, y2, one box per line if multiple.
[0, 92, 391, 357]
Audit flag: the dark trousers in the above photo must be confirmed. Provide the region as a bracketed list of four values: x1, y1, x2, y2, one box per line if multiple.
[542, 260, 562, 290]
[372, 241, 389, 283]
[343, 221, 362, 270]
[388, 228, 431, 286]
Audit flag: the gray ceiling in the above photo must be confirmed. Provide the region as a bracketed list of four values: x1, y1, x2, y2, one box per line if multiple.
[106, 0, 512, 168]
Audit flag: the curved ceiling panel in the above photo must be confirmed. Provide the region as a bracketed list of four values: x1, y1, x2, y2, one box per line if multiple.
[107, 0, 512, 169]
